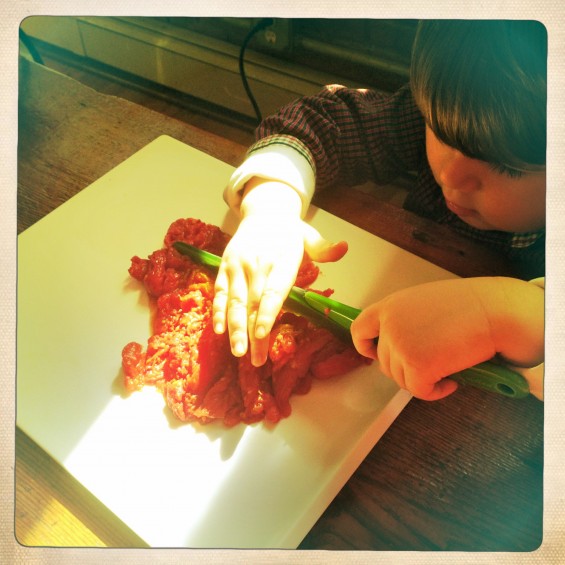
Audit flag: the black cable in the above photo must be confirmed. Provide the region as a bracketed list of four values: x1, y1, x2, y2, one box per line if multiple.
[239, 18, 274, 125]
[19, 28, 44, 65]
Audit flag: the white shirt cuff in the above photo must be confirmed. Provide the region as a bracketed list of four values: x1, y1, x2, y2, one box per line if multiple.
[223, 143, 316, 218]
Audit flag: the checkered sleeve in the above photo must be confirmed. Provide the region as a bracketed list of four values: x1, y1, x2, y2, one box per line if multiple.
[255, 83, 425, 190]
[224, 83, 426, 216]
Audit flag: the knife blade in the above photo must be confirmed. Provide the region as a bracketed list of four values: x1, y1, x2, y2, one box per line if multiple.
[172, 241, 530, 399]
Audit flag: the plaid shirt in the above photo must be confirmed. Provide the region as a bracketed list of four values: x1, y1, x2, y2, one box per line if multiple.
[251, 84, 545, 278]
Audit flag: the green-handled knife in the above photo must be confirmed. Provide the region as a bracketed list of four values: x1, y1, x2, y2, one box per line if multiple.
[173, 241, 530, 399]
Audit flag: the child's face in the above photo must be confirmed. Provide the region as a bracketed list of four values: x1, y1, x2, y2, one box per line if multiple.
[425, 126, 546, 233]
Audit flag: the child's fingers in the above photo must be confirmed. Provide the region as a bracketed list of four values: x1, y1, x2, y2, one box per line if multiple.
[246, 269, 268, 328]
[303, 223, 349, 263]
[354, 337, 379, 360]
[254, 261, 298, 341]
[350, 304, 381, 359]
[212, 266, 229, 334]
[249, 334, 271, 368]
[246, 270, 273, 367]
[405, 370, 459, 400]
[223, 267, 250, 358]
[388, 354, 407, 390]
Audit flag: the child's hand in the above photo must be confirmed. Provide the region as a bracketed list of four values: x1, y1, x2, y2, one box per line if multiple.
[213, 178, 348, 366]
[350, 277, 544, 400]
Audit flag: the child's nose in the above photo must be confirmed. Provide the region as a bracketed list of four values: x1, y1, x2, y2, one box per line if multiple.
[438, 151, 482, 192]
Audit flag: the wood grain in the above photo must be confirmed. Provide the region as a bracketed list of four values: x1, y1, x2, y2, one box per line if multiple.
[17, 57, 247, 234]
[15, 428, 148, 548]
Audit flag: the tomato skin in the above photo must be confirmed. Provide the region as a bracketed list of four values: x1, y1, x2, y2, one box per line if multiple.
[122, 218, 368, 426]
[122, 342, 146, 392]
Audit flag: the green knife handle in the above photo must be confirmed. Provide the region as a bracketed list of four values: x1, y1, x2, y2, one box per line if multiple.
[451, 361, 530, 399]
[302, 290, 530, 399]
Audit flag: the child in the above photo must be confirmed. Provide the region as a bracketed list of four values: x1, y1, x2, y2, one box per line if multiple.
[211, 20, 546, 400]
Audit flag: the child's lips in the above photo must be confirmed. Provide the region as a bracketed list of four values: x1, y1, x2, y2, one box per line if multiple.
[445, 198, 476, 217]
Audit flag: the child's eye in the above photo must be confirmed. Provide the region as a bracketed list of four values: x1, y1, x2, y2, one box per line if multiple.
[489, 163, 525, 179]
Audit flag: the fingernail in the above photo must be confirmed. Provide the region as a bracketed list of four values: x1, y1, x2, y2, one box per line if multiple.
[251, 354, 266, 368]
[214, 322, 224, 334]
[233, 341, 246, 357]
[255, 325, 266, 339]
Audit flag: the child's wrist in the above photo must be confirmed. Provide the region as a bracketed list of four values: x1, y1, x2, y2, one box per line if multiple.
[474, 277, 545, 367]
[241, 178, 303, 218]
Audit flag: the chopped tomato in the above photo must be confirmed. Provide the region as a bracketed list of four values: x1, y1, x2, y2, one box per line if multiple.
[122, 218, 368, 426]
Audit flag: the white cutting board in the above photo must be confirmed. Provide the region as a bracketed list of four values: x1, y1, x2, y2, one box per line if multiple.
[17, 135, 456, 548]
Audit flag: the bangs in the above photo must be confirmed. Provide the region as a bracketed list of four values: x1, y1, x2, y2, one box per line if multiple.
[410, 20, 547, 171]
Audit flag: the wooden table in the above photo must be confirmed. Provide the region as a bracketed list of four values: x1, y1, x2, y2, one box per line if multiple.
[16, 56, 544, 551]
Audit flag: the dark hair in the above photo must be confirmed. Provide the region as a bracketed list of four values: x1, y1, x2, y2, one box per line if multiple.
[410, 20, 547, 171]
